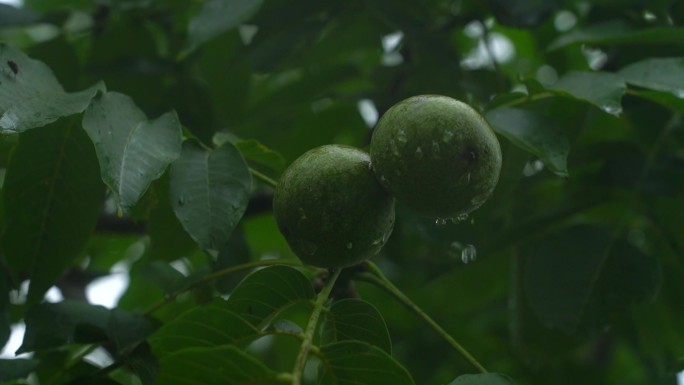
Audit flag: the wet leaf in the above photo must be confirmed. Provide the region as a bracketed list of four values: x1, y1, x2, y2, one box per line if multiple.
[486, 107, 569, 177]
[82, 92, 182, 211]
[318, 341, 415, 385]
[169, 140, 252, 251]
[447, 373, 517, 385]
[525, 226, 661, 333]
[551, 71, 626, 116]
[322, 299, 392, 354]
[184, 0, 264, 55]
[2, 120, 104, 303]
[618, 57, 684, 97]
[0, 44, 104, 134]
[157, 345, 280, 385]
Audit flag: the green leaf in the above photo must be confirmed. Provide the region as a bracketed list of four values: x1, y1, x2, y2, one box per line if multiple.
[157, 345, 281, 385]
[548, 20, 684, 51]
[322, 299, 392, 354]
[489, 0, 560, 28]
[225, 265, 315, 326]
[551, 71, 626, 116]
[19, 300, 110, 353]
[1, 120, 105, 303]
[184, 0, 264, 55]
[149, 299, 259, 356]
[524, 226, 662, 333]
[618, 57, 684, 97]
[235, 139, 287, 173]
[19, 301, 155, 354]
[0, 44, 104, 134]
[485, 107, 569, 177]
[82, 92, 182, 211]
[169, 140, 252, 251]
[123, 342, 159, 385]
[632, 90, 684, 114]
[447, 373, 516, 385]
[318, 341, 415, 385]
[139, 261, 187, 293]
[0, 358, 40, 382]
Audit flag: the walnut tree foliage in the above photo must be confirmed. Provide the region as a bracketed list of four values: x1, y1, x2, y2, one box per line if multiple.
[1, 0, 684, 384]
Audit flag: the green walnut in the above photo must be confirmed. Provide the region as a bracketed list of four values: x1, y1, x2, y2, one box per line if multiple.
[370, 95, 502, 218]
[273, 145, 395, 268]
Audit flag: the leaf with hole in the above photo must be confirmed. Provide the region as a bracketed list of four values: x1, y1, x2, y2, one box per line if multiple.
[0, 44, 104, 133]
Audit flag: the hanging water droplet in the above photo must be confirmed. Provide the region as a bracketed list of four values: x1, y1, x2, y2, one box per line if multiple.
[346, 242, 353, 249]
[466, 173, 471, 184]
[431, 140, 440, 156]
[601, 104, 621, 116]
[442, 130, 454, 143]
[177, 196, 185, 206]
[415, 146, 423, 160]
[397, 129, 408, 143]
[435, 218, 447, 225]
[461, 244, 477, 264]
[451, 213, 469, 224]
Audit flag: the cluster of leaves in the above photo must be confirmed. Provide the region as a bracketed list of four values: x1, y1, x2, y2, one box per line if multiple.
[1, 0, 684, 384]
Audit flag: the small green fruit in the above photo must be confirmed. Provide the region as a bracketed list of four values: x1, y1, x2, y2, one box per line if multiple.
[273, 145, 395, 268]
[370, 95, 502, 218]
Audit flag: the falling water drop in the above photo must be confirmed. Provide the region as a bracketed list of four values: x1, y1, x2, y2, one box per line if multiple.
[461, 244, 477, 264]
[431, 140, 440, 156]
[415, 146, 423, 160]
[346, 242, 353, 250]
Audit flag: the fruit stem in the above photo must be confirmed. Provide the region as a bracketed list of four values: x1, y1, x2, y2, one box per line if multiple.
[292, 268, 342, 385]
[143, 259, 302, 314]
[250, 167, 278, 189]
[360, 262, 488, 374]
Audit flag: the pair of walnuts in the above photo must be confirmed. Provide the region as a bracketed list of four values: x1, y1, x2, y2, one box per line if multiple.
[273, 95, 502, 268]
